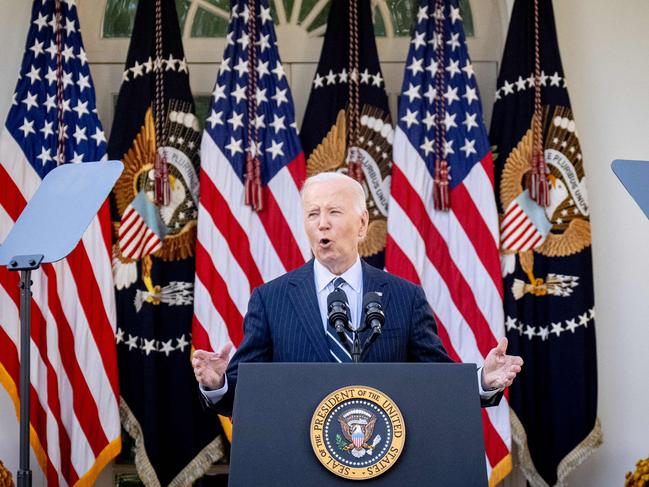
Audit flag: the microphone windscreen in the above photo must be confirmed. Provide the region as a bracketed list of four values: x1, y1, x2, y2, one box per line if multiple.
[327, 288, 348, 307]
[362, 291, 382, 308]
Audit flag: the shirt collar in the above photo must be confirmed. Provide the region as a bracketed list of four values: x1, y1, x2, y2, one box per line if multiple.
[314, 256, 362, 294]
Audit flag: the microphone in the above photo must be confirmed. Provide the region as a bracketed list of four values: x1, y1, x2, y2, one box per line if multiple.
[327, 289, 351, 345]
[363, 292, 385, 336]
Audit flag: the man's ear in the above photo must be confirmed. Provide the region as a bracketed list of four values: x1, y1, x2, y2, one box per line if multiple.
[359, 210, 369, 238]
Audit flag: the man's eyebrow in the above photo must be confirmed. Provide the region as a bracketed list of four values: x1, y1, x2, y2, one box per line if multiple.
[305, 202, 344, 211]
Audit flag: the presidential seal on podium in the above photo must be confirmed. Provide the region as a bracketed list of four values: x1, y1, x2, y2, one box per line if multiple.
[310, 386, 406, 480]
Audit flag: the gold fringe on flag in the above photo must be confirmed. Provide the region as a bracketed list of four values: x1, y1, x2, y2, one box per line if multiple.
[510, 410, 603, 486]
[120, 398, 225, 486]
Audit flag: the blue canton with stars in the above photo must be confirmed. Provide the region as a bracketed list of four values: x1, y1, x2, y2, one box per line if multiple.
[5, 0, 106, 178]
[399, 0, 489, 190]
[205, 0, 302, 186]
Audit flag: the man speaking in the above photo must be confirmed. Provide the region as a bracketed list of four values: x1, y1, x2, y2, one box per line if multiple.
[192, 172, 522, 414]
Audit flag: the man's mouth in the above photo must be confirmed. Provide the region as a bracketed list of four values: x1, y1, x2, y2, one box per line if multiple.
[319, 238, 332, 247]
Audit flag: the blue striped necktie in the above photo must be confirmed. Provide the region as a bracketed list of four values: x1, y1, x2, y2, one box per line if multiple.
[326, 277, 352, 362]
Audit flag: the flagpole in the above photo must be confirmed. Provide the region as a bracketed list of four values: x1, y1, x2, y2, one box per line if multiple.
[9, 255, 43, 487]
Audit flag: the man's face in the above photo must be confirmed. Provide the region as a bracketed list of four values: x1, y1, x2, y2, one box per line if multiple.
[303, 179, 369, 274]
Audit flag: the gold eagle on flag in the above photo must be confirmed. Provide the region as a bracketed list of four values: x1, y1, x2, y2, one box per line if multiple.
[111, 102, 200, 309]
[500, 106, 591, 300]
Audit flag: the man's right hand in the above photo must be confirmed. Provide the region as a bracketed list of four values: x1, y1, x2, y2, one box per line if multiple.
[192, 344, 233, 390]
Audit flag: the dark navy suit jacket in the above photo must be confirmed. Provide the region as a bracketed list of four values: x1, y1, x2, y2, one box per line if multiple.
[211, 259, 499, 416]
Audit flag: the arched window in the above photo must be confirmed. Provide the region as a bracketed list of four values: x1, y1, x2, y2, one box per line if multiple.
[102, 0, 475, 39]
[79, 0, 508, 134]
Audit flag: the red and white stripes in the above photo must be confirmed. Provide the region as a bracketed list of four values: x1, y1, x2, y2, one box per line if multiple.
[386, 127, 511, 485]
[118, 205, 163, 260]
[0, 130, 120, 487]
[192, 134, 310, 353]
[500, 199, 545, 252]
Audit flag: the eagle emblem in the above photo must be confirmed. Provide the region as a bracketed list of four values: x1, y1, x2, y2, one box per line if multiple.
[499, 105, 591, 300]
[311, 386, 405, 479]
[336, 408, 382, 458]
[111, 100, 199, 311]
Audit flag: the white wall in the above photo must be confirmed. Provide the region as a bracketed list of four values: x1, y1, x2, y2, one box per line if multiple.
[551, 0, 649, 485]
[505, 1, 649, 486]
[1, 1, 648, 486]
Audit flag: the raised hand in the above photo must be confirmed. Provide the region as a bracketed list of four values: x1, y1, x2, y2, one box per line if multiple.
[192, 343, 233, 390]
[481, 337, 523, 390]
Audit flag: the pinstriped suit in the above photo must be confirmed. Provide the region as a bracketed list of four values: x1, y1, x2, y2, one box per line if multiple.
[210, 258, 471, 416]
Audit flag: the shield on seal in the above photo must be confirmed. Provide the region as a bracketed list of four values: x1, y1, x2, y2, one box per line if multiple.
[352, 429, 364, 449]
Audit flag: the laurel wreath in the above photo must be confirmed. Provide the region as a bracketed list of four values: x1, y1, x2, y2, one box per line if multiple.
[336, 434, 348, 451]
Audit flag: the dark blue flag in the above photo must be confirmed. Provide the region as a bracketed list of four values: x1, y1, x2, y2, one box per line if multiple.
[489, 0, 602, 485]
[107, 0, 223, 484]
[299, 0, 392, 269]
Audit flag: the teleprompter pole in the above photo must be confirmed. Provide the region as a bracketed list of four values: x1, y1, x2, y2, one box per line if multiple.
[8, 255, 44, 487]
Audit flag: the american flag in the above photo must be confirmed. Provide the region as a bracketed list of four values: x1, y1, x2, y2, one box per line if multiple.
[0, 1, 119, 485]
[384, 0, 511, 484]
[192, 0, 310, 355]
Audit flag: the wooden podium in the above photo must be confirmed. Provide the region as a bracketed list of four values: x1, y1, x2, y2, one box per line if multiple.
[228, 363, 488, 486]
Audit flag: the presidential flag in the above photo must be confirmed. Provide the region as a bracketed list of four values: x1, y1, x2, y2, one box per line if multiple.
[107, 0, 222, 484]
[385, 0, 511, 485]
[192, 0, 309, 366]
[300, 0, 392, 270]
[0, 1, 120, 485]
[489, 0, 601, 485]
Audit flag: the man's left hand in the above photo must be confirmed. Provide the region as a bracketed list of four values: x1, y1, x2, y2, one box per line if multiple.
[481, 337, 523, 390]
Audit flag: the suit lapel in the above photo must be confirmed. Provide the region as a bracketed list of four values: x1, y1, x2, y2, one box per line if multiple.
[288, 260, 331, 362]
[360, 261, 390, 348]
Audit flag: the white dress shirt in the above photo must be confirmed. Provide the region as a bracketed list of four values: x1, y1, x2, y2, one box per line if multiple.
[313, 256, 363, 330]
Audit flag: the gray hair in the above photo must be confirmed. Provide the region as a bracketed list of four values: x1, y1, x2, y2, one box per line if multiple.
[301, 172, 367, 215]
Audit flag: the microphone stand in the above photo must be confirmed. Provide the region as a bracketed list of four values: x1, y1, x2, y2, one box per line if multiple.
[328, 290, 384, 363]
[350, 329, 362, 363]
[360, 330, 381, 361]
[348, 313, 383, 363]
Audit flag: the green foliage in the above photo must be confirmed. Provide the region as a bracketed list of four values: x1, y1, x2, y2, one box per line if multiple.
[335, 433, 348, 451]
[103, 0, 191, 38]
[103, 0, 474, 39]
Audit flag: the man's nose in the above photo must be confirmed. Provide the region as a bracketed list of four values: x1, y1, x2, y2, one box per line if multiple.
[317, 213, 331, 230]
